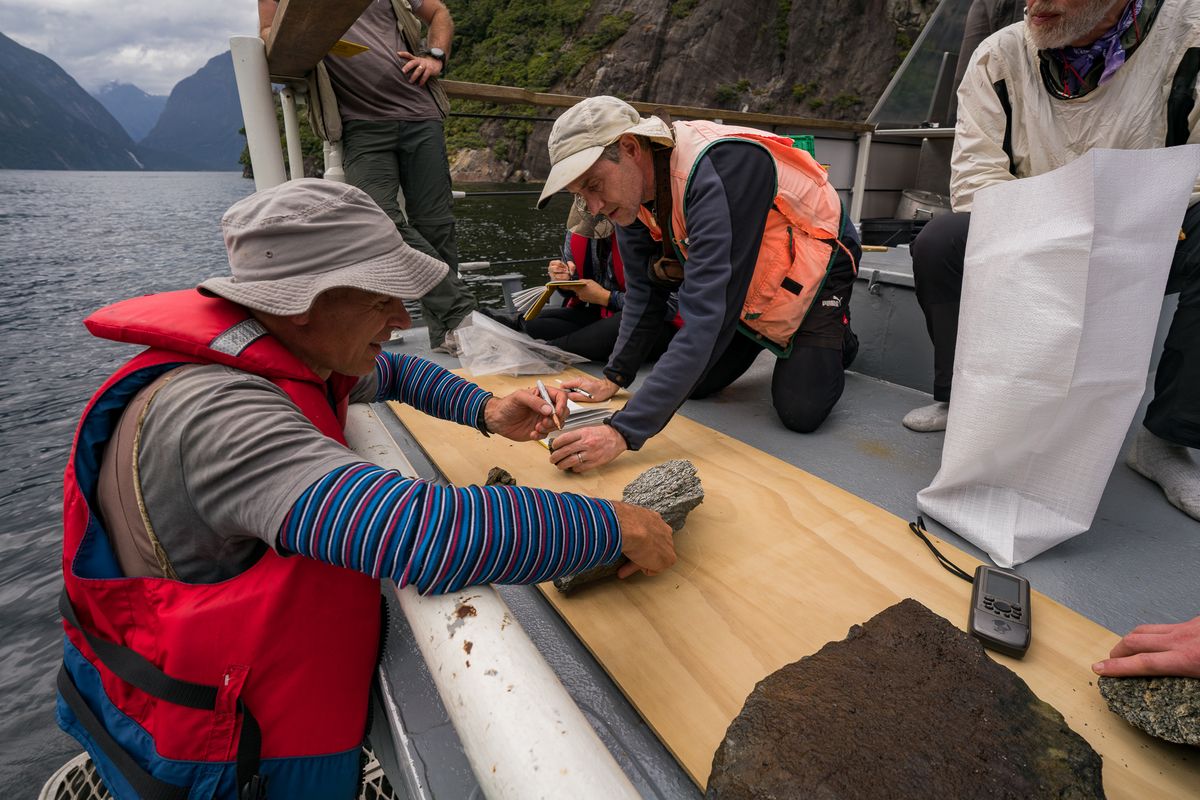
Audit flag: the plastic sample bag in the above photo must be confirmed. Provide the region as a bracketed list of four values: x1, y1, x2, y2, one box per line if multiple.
[454, 311, 587, 376]
[918, 146, 1200, 566]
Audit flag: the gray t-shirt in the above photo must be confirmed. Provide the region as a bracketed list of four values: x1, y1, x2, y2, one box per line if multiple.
[324, 0, 441, 122]
[129, 365, 376, 583]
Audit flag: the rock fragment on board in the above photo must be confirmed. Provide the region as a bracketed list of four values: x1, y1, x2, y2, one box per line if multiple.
[707, 598, 1105, 799]
[484, 466, 516, 486]
[1098, 675, 1200, 746]
[553, 460, 703, 594]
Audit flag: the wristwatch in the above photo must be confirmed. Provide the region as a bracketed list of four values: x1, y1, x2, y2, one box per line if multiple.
[427, 47, 447, 68]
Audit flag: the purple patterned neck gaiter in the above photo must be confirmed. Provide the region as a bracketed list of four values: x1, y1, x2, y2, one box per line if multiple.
[1051, 0, 1142, 95]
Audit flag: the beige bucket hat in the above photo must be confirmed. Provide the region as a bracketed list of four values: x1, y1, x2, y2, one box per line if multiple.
[537, 96, 675, 209]
[200, 179, 448, 316]
[565, 200, 615, 239]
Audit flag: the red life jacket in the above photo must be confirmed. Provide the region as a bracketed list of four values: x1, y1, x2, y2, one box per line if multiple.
[58, 290, 381, 799]
[565, 231, 624, 319]
[568, 232, 683, 329]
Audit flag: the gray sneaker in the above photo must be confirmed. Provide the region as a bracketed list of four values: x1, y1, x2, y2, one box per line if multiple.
[431, 330, 461, 356]
[902, 401, 949, 432]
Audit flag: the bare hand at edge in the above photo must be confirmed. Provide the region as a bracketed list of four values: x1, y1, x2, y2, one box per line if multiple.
[1092, 615, 1200, 678]
[611, 501, 674, 578]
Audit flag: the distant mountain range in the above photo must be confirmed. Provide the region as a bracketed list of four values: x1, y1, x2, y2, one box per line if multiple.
[92, 81, 167, 142]
[140, 52, 246, 171]
[0, 32, 246, 171]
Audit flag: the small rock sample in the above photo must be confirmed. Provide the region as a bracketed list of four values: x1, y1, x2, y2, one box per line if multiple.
[553, 460, 703, 594]
[484, 466, 516, 486]
[707, 599, 1105, 800]
[1099, 675, 1200, 746]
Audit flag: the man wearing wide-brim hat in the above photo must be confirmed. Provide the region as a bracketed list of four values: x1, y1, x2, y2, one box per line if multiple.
[55, 178, 673, 799]
[538, 96, 862, 474]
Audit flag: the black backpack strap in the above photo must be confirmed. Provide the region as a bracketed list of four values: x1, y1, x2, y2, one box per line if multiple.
[59, 588, 266, 799]
[992, 79, 1016, 175]
[1167, 47, 1200, 147]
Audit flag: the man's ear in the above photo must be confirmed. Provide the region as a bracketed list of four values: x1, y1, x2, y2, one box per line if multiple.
[620, 133, 642, 162]
[287, 310, 311, 326]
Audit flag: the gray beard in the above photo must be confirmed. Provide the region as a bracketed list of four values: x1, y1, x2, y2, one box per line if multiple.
[1024, 0, 1123, 49]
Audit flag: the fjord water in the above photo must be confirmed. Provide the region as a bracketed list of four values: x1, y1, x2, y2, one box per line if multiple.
[0, 170, 571, 791]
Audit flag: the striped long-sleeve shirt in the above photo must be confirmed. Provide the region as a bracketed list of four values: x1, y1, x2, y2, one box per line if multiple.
[279, 353, 622, 594]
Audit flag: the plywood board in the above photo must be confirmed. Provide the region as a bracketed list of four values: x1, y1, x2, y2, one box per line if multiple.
[389, 370, 1199, 797]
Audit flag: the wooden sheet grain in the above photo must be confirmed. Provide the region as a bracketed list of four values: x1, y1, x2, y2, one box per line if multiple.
[388, 370, 1199, 797]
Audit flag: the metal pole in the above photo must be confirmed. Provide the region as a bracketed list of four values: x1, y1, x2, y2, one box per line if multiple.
[279, 86, 304, 180]
[229, 36, 286, 191]
[850, 131, 872, 227]
[343, 406, 641, 800]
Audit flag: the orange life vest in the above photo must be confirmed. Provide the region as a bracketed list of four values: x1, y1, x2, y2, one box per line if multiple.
[637, 120, 853, 354]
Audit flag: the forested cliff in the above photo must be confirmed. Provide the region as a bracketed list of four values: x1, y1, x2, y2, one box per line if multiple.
[445, 0, 938, 181]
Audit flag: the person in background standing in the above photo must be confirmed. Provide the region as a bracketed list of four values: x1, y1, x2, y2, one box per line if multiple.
[258, 0, 477, 354]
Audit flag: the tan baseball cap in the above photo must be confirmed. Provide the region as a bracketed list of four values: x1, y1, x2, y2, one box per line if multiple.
[537, 96, 675, 209]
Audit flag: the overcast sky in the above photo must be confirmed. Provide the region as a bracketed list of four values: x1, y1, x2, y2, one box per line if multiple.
[0, 1, 260, 95]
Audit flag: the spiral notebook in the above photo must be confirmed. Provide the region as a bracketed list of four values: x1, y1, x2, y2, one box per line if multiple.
[511, 281, 586, 321]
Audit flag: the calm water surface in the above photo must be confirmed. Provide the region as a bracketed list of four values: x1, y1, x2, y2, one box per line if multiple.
[0, 170, 571, 793]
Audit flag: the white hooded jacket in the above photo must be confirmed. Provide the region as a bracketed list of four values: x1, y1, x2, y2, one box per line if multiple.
[951, 0, 1200, 211]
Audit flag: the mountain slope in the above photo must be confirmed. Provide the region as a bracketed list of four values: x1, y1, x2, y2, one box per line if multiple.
[93, 81, 167, 142]
[139, 51, 245, 171]
[0, 31, 143, 170]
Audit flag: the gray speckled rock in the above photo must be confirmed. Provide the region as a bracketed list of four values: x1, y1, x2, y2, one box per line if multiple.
[620, 459, 704, 532]
[553, 460, 703, 594]
[707, 599, 1105, 800]
[1098, 675, 1200, 746]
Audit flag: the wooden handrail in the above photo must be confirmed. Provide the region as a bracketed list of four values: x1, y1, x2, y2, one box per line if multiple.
[262, 2, 873, 134]
[442, 80, 874, 134]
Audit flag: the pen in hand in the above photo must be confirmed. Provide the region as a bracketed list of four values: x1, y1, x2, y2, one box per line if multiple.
[535, 379, 562, 430]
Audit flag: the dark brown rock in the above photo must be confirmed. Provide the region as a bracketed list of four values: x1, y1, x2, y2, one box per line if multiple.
[1098, 675, 1200, 746]
[484, 466, 517, 486]
[707, 599, 1105, 800]
[553, 460, 703, 594]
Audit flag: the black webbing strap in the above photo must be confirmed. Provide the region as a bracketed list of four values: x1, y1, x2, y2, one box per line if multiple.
[59, 588, 265, 798]
[58, 665, 191, 800]
[1167, 48, 1200, 147]
[650, 142, 685, 286]
[652, 146, 675, 264]
[992, 79, 1016, 176]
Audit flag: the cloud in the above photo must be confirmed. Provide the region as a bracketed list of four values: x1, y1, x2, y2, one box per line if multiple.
[0, 0, 259, 94]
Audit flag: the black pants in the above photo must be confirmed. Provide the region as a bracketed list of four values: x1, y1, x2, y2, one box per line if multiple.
[525, 306, 676, 363]
[912, 204, 1200, 447]
[689, 233, 859, 434]
[690, 331, 853, 434]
